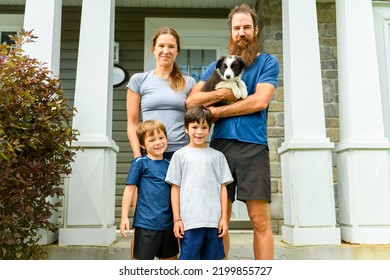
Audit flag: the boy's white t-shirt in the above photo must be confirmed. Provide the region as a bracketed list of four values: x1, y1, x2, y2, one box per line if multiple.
[165, 146, 233, 231]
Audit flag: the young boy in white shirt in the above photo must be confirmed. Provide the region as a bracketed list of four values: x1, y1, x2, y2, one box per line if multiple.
[166, 105, 233, 260]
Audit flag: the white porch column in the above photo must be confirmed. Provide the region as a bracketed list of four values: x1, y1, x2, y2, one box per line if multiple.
[23, 0, 63, 245]
[278, 0, 340, 245]
[59, 0, 118, 245]
[335, 0, 390, 244]
[23, 0, 62, 74]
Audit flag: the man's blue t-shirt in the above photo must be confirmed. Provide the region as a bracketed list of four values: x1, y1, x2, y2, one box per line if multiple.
[125, 156, 173, 230]
[201, 54, 279, 146]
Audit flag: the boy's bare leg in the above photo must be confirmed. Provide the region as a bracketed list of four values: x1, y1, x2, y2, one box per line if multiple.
[223, 199, 233, 259]
[130, 189, 137, 259]
[159, 255, 178, 260]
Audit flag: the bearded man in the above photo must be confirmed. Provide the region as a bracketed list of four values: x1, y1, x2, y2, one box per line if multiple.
[186, 4, 279, 260]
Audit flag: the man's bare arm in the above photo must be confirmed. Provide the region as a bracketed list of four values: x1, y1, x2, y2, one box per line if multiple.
[209, 83, 276, 120]
[186, 81, 237, 108]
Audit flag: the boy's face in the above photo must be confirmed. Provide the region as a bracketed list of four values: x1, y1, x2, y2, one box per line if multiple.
[143, 129, 168, 159]
[185, 119, 210, 148]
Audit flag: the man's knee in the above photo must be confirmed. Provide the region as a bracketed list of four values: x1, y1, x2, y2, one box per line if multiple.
[246, 200, 271, 231]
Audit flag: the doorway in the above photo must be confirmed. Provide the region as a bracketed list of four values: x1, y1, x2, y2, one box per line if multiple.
[144, 17, 250, 222]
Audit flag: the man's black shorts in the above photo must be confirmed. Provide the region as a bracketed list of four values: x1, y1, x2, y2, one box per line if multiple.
[211, 139, 271, 203]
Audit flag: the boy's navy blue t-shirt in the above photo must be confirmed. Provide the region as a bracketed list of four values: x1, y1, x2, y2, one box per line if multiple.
[126, 156, 173, 230]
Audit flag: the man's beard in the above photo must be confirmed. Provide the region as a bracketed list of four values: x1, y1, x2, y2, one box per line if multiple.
[228, 36, 260, 66]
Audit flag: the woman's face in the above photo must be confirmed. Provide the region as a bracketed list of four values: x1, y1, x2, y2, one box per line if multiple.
[153, 34, 179, 68]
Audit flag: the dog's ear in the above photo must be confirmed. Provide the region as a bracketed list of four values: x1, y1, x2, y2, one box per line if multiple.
[237, 56, 248, 70]
[216, 56, 226, 69]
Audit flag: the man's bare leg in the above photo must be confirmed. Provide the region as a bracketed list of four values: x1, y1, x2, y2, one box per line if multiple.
[246, 200, 274, 260]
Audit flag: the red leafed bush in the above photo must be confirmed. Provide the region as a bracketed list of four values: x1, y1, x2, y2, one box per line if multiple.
[0, 30, 79, 259]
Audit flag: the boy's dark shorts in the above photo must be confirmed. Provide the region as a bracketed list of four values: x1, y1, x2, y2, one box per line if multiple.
[133, 227, 179, 260]
[211, 139, 271, 203]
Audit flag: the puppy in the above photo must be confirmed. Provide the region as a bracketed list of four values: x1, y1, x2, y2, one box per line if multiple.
[202, 55, 248, 105]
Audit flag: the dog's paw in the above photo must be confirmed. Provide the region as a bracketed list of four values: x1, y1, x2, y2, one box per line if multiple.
[232, 86, 242, 99]
[238, 80, 248, 99]
[216, 81, 242, 99]
[215, 81, 229, 90]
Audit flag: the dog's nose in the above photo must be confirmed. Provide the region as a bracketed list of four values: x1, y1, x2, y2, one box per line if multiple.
[226, 74, 231, 79]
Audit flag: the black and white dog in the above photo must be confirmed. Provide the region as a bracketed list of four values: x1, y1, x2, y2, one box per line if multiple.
[202, 55, 248, 104]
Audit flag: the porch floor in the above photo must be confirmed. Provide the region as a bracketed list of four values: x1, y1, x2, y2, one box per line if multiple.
[42, 230, 390, 260]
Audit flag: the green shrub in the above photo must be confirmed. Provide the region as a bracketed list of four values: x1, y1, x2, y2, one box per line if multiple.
[0, 30, 79, 259]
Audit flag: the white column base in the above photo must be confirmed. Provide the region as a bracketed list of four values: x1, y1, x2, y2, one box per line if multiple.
[59, 226, 116, 246]
[282, 226, 341, 245]
[37, 195, 59, 245]
[279, 142, 340, 245]
[59, 138, 118, 246]
[336, 145, 390, 244]
[37, 230, 58, 245]
[339, 226, 390, 244]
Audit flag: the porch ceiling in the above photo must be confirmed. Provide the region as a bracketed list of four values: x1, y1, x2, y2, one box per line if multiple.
[0, 0, 258, 9]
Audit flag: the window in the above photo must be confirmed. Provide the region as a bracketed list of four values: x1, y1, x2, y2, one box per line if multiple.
[1, 31, 17, 44]
[177, 49, 216, 82]
[0, 14, 24, 45]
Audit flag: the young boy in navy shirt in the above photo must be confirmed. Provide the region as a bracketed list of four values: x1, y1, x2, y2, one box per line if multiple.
[120, 120, 178, 260]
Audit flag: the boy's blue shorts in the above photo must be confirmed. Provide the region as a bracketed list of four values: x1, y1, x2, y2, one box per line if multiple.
[178, 228, 225, 260]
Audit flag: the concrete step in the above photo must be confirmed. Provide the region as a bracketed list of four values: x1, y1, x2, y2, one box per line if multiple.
[42, 231, 390, 260]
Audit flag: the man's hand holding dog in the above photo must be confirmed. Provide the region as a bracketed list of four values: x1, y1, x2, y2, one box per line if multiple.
[216, 87, 238, 104]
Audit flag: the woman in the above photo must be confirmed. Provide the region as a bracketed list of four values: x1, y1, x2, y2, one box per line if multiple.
[125, 27, 195, 258]
[126, 27, 195, 159]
